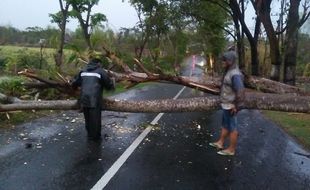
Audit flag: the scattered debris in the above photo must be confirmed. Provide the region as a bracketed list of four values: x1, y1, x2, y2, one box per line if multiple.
[197, 124, 201, 130]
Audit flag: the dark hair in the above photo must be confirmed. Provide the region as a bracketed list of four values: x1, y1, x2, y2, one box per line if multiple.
[91, 58, 101, 64]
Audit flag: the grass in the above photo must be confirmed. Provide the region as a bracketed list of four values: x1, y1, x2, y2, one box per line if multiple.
[262, 111, 310, 150]
[0, 110, 52, 128]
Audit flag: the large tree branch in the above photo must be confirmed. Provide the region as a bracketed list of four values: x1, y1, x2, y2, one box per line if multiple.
[18, 68, 308, 96]
[101, 45, 133, 73]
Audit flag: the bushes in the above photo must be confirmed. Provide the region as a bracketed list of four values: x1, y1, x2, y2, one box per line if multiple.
[5, 49, 48, 73]
[0, 76, 26, 96]
[303, 63, 310, 77]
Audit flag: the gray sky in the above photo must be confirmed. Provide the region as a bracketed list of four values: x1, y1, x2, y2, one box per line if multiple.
[0, 0, 138, 31]
[0, 0, 292, 34]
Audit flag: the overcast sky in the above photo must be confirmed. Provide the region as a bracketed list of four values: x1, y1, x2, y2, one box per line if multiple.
[0, 0, 294, 34]
[0, 0, 138, 31]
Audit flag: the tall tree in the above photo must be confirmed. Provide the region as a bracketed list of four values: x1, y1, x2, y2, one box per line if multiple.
[254, 0, 282, 81]
[165, 1, 189, 71]
[68, 0, 106, 50]
[230, 0, 261, 75]
[283, 0, 310, 85]
[283, 0, 301, 85]
[130, 0, 167, 64]
[49, 0, 71, 68]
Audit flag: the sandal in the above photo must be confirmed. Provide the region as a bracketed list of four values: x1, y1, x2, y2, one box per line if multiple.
[209, 142, 223, 149]
[217, 150, 235, 156]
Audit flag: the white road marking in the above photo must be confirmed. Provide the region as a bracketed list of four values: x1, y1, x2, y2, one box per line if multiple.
[92, 62, 194, 190]
[91, 86, 187, 190]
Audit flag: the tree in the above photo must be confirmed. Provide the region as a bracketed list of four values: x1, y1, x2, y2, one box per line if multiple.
[230, 0, 261, 75]
[252, 0, 282, 81]
[68, 0, 107, 50]
[283, 0, 310, 85]
[49, 0, 71, 68]
[130, 0, 165, 63]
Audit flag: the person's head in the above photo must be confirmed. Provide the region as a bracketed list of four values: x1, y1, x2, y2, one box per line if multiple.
[88, 58, 101, 67]
[222, 51, 237, 69]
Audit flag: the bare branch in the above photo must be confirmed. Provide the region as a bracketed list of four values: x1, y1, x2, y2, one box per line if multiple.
[101, 45, 133, 73]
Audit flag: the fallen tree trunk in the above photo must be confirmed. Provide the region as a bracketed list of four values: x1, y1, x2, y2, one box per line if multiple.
[0, 93, 23, 104]
[1, 92, 310, 113]
[245, 76, 309, 95]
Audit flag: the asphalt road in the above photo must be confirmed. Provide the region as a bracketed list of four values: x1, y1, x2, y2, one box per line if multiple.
[0, 57, 310, 190]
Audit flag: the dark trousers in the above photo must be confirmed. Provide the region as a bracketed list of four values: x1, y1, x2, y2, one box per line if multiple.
[83, 107, 102, 139]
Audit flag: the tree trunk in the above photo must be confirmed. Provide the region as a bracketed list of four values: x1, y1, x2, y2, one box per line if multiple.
[71, 4, 92, 50]
[283, 0, 301, 85]
[55, 0, 69, 68]
[230, 0, 260, 75]
[251, 16, 261, 76]
[230, 0, 244, 69]
[1, 92, 310, 113]
[256, 0, 282, 81]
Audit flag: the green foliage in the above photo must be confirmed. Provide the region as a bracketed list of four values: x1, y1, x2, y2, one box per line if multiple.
[0, 76, 26, 96]
[91, 13, 107, 27]
[5, 49, 48, 72]
[49, 12, 63, 25]
[0, 25, 60, 47]
[68, 0, 106, 41]
[91, 27, 114, 50]
[158, 56, 178, 75]
[0, 56, 7, 71]
[303, 63, 310, 77]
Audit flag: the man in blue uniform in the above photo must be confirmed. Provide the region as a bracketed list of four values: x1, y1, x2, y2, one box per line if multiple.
[209, 51, 245, 156]
[72, 58, 114, 140]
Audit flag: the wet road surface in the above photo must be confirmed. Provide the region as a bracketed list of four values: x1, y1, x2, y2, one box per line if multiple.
[1, 58, 310, 190]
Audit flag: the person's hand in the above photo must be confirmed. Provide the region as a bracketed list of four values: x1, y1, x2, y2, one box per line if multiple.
[230, 107, 238, 115]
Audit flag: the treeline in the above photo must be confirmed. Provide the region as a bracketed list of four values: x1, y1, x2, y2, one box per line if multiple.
[0, 26, 60, 47]
[1, 0, 310, 81]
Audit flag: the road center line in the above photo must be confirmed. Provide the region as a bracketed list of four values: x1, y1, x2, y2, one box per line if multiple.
[91, 86, 187, 190]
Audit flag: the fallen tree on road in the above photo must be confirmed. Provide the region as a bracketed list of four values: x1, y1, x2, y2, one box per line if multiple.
[1, 92, 310, 113]
[1, 47, 309, 114]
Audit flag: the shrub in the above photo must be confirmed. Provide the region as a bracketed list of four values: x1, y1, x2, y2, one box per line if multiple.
[5, 49, 48, 73]
[303, 63, 310, 77]
[0, 76, 26, 96]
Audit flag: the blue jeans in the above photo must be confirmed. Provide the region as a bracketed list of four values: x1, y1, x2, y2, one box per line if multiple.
[222, 109, 238, 132]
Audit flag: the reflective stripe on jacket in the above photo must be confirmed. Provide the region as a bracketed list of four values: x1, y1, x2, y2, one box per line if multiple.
[72, 63, 114, 108]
